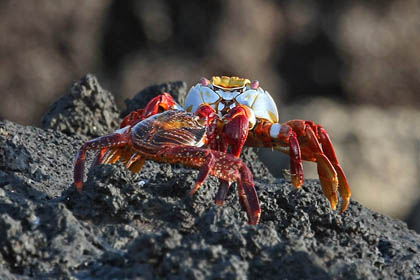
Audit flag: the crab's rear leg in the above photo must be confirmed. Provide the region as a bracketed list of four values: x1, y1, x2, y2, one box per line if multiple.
[287, 121, 351, 212]
[74, 127, 131, 192]
[250, 120, 344, 211]
[157, 146, 261, 225]
[300, 124, 339, 210]
[317, 126, 351, 212]
[250, 121, 305, 188]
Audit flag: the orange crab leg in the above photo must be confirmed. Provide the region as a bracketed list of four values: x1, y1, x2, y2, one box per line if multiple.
[289, 121, 350, 212]
[301, 124, 339, 210]
[288, 131, 305, 188]
[142, 92, 180, 119]
[318, 127, 351, 212]
[248, 118, 350, 212]
[250, 121, 305, 188]
[155, 146, 261, 225]
[91, 147, 109, 167]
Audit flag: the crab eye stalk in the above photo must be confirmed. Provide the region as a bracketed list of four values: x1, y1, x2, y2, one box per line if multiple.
[200, 77, 211, 86]
[251, 80, 259, 89]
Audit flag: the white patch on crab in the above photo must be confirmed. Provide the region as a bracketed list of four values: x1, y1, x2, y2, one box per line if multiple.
[114, 126, 130, 134]
[185, 84, 220, 113]
[172, 102, 184, 111]
[269, 123, 282, 139]
[248, 109, 256, 129]
[184, 84, 204, 113]
[196, 136, 206, 147]
[201, 86, 220, 104]
[235, 89, 258, 108]
[217, 102, 225, 114]
[216, 89, 241, 101]
[250, 88, 279, 123]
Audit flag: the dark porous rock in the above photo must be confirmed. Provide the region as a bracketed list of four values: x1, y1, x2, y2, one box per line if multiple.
[407, 199, 420, 234]
[42, 74, 121, 138]
[0, 79, 419, 279]
[122, 81, 187, 117]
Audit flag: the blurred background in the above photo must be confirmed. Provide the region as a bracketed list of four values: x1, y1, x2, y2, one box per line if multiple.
[0, 0, 419, 231]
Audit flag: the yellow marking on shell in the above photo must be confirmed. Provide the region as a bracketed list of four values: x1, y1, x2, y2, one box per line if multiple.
[268, 111, 278, 123]
[212, 76, 251, 88]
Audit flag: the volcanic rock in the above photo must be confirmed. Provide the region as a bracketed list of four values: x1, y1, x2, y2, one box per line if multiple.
[0, 76, 419, 279]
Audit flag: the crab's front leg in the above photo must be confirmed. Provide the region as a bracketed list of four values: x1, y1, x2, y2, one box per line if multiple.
[156, 146, 261, 225]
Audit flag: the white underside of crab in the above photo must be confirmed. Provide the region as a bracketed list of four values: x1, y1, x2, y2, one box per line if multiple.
[184, 80, 279, 130]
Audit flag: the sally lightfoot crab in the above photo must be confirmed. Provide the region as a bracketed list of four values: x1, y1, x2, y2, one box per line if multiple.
[74, 76, 351, 225]
[74, 95, 261, 224]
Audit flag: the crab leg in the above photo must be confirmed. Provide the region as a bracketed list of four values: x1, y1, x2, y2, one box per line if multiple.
[301, 124, 339, 210]
[156, 146, 261, 225]
[288, 131, 305, 188]
[249, 119, 349, 212]
[91, 147, 109, 167]
[74, 127, 131, 192]
[250, 121, 305, 188]
[126, 153, 147, 173]
[189, 153, 217, 195]
[288, 121, 350, 212]
[317, 126, 351, 212]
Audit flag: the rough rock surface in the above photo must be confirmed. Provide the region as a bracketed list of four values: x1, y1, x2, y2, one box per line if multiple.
[0, 77, 419, 279]
[42, 74, 120, 138]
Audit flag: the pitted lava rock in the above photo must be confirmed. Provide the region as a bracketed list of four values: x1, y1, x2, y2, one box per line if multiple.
[0, 76, 419, 279]
[42, 74, 121, 138]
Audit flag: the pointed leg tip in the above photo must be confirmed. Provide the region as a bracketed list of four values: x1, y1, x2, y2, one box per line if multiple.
[75, 182, 83, 193]
[292, 175, 304, 189]
[215, 200, 224, 206]
[329, 195, 339, 211]
[340, 199, 350, 213]
[190, 184, 201, 196]
[247, 212, 261, 225]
